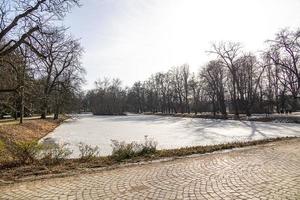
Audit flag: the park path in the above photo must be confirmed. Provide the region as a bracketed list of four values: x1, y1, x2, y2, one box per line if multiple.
[0, 139, 299, 200]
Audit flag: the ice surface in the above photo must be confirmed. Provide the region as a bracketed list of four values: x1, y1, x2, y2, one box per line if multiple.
[43, 114, 300, 157]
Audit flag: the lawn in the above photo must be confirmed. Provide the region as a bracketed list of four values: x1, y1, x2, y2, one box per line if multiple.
[0, 117, 66, 164]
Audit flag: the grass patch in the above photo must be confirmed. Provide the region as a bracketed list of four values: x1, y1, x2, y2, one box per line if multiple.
[154, 137, 290, 158]
[0, 116, 69, 165]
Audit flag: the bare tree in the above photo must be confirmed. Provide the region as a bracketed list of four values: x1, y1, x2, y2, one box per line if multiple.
[32, 28, 83, 119]
[210, 42, 242, 118]
[89, 78, 126, 115]
[200, 60, 227, 118]
[188, 73, 201, 114]
[181, 64, 190, 113]
[235, 54, 266, 116]
[267, 28, 300, 111]
[0, 0, 80, 58]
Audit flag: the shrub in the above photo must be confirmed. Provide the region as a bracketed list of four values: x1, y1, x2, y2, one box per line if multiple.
[111, 140, 138, 161]
[0, 140, 8, 163]
[5, 140, 43, 164]
[40, 142, 72, 164]
[78, 142, 100, 161]
[0, 140, 5, 154]
[138, 135, 157, 155]
[111, 136, 157, 161]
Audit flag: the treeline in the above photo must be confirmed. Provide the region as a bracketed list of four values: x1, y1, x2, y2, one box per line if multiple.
[87, 28, 300, 118]
[0, 0, 85, 122]
[86, 79, 126, 115]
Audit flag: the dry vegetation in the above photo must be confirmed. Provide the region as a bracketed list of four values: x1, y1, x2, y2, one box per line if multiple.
[0, 136, 297, 184]
[0, 117, 67, 164]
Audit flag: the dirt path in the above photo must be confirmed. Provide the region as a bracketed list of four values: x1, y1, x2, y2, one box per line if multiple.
[0, 139, 299, 200]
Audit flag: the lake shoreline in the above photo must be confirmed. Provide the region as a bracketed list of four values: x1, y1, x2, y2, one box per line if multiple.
[0, 137, 298, 185]
[142, 112, 300, 123]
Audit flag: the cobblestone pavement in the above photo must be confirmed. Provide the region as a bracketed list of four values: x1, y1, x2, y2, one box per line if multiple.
[0, 139, 299, 200]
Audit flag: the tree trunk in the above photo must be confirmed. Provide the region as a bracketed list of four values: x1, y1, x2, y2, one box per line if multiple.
[19, 64, 25, 124]
[41, 97, 48, 119]
[219, 94, 227, 119]
[232, 80, 239, 118]
[212, 95, 216, 118]
[54, 97, 59, 120]
[54, 112, 59, 120]
[292, 96, 298, 112]
[20, 86, 24, 123]
[245, 105, 251, 117]
[14, 97, 18, 120]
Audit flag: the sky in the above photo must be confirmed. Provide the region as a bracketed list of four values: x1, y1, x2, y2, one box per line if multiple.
[64, 0, 300, 90]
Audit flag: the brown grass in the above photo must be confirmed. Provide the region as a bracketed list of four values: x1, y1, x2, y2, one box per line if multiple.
[0, 117, 67, 164]
[0, 118, 66, 142]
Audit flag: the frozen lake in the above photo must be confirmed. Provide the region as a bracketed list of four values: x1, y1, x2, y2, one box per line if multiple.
[44, 114, 300, 156]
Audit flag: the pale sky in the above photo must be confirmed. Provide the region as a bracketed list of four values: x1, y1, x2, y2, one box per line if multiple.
[64, 0, 300, 89]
